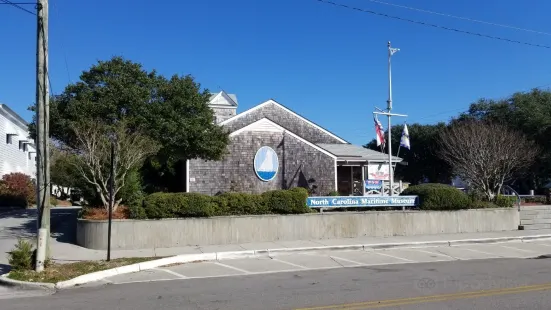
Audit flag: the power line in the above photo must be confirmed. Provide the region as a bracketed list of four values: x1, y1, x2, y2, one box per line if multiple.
[314, 0, 551, 49]
[364, 0, 551, 36]
[0, 0, 36, 15]
[51, 0, 72, 83]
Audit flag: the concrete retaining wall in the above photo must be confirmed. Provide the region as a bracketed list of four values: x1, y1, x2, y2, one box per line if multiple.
[77, 208, 520, 250]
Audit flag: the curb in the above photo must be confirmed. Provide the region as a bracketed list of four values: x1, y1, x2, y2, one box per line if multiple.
[3, 233, 551, 290]
[0, 274, 55, 291]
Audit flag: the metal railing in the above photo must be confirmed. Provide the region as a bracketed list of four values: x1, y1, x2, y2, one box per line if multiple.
[502, 185, 522, 213]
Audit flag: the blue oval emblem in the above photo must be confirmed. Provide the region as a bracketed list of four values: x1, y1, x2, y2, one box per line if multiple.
[254, 146, 279, 182]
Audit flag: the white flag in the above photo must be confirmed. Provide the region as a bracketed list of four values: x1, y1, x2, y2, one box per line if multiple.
[390, 47, 400, 56]
[400, 123, 410, 150]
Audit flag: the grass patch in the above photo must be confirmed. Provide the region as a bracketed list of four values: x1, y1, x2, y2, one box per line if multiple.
[7, 257, 157, 283]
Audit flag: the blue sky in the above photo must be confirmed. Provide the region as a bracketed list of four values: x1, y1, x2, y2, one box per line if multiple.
[1, 0, 551, 145]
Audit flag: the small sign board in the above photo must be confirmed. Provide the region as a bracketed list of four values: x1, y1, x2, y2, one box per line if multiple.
[365, 179, 383, 190]
[368, 163, 390, 181]
[307, 196, 418, 208]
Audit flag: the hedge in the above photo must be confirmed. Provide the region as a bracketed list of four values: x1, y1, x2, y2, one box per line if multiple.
[494, 195, 517, 208]
[138, 187, 310, 219]
[402, 183, 517, 210]
[401, 183, 470, 210]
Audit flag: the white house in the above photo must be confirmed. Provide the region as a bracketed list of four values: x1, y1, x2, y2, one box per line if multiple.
[0, 103, 36, 179]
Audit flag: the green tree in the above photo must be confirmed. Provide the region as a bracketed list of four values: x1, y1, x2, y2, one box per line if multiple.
[142, 75, 230, 192]
[365, 123, 452, 184]
[29, 56, 229, 194]
[50, 143, 80, 199]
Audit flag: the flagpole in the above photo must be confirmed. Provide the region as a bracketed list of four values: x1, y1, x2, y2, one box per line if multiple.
[387, 41, 394, 197]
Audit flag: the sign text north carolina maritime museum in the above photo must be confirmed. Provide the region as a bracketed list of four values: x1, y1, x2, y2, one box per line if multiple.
[307, 196, 418, 208]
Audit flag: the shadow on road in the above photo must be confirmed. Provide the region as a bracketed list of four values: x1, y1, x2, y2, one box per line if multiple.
[0, 263, 11, 275]
[0, 208, 81, 244]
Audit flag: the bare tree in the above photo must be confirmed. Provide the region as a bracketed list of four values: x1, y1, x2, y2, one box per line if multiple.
[438, 121, 538, 201]
[69, 120, 160, 210]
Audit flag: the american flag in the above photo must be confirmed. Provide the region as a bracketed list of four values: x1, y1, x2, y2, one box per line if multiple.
[374, 115, 385, 148]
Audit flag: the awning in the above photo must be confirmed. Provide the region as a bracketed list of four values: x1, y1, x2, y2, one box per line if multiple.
[317, 143, 402, 163]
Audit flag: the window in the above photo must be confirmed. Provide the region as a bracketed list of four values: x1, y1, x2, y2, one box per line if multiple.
[6, 134, 13, 144]
[19, 141, 27, 151]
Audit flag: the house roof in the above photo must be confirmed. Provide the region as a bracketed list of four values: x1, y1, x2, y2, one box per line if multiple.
[229, 118, 337, 159]
[0, 103, 29, 130]
[317, 143, 402, 163]
[220, 99, 349, 144]
[209, 91, 238, 107]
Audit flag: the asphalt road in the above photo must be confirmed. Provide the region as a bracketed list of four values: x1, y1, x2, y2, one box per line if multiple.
[4, 254, 551, 310]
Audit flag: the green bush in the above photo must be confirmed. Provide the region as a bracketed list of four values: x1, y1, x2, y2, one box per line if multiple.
[119, 169, 143, 207]
[8, 239, 35, 271]
[127, 199, 147, 219]
[468, 200, 499, 209]
[401, 183, 469, 210]
[262, 187, 309, 214]
[494, 195, 517, 208]
[327, 191, 340, 196]
[215, 192, 269, 215]
[143, 192, 217, 219]
[134, 187, 311, 219]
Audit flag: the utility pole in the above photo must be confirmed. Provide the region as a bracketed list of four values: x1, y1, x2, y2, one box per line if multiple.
[35, 0, 50, 272]
[373, 42, 406, 197]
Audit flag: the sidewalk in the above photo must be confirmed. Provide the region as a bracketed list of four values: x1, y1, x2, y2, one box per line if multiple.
[1, 207, 551, 264]
[47, 229, 551, 263]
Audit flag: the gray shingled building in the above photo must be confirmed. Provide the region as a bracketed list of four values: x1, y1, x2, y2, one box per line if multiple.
[186, 91, 400, 196]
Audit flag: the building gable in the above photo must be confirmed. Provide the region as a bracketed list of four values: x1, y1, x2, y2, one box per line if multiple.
[230, 118, 337, 159]
[209, 91, 238, 108]
[220, 100, 348, 144]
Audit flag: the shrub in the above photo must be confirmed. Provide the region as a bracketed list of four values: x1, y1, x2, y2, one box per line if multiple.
[263, 187, 309, 214]
[216, 192, 269, 216]
[128, 199, 147, 219]
[134, 188, 311, 219]
[50, 196, 58, 207]
[468, 200, 499, 209]
[327, 191, 340, 196]
[494, 195, 517, 208]
[401, 183, 469, 210]
[143, 192, 217, 219]
[2, 173, 35, 203]
[0, 173, 35, 208]
[119, 169, 143, 207]
[8, 239, 35, 271]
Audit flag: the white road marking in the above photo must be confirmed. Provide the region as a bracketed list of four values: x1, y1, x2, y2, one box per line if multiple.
[460, 247, 503, 257]
[522, 241, 551, 248]
[498, 245, 536, 253]
[413, 248, 459, 260]
[100, 244, 527, 286]
[155, 268, 188, 279]
[271, 258, 309, 269]
[214, 262, 251, 274]
[373, 251, 416, 262]
[329, 255, 364, 266]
